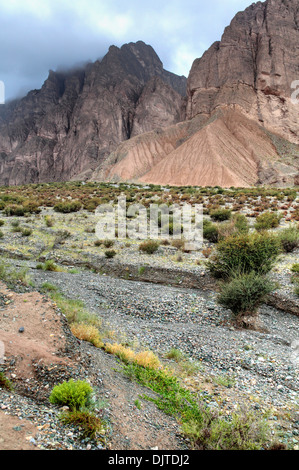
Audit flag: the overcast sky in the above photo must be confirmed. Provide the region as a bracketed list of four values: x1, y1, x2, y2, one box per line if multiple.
[0, 0, 254, 101]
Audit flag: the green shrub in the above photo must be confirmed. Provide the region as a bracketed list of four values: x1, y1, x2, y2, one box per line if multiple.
[233, 213, 250, 234]
[166, 348, 186, 362]
[11, 225, 22, 233]
[278, 225, 299, 253]
[83, 197, 102, 212]
[43, 259, 60, 271]
[45, 215, 54, 227]
[0, 220, 5, 226]
[0, 230, 3, 238]
[203, 214, 249, 244]
[217, 272, 275, 316]
[255, 211, 282, 231]
[210, 208, 232, 222]
[49, 379, 94, 411]
[104, 249, 116, 259]
[139, 240, 160, 254]
[208, 232, 281, 279]
[4, 205, 25, 217]
[291, 263, 299, 273]
[22, 200, 41, 214]
[203, 220, 219, 243]
[184, 408, 271, 450]
[54, 200, 82, 213]
[0, 371, 13, 391]
[4, 201, 41, 216]
[10, 219, 20, 227]
[21, 227, 32, 237]
[103, 239, 114, 248]
[166, 221, 183, 237]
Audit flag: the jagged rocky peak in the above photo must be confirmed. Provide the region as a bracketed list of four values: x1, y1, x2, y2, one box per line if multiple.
[0, 41, 187, 186]
[187, 0, 299, 144]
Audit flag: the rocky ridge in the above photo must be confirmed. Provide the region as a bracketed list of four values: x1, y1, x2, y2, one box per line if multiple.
[0, 41, 186, 186]
[94, 0, 299, 187]
[0, 0, 298, 188]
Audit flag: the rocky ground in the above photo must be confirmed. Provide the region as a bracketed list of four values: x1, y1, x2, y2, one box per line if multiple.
[0, 254, 298, 450]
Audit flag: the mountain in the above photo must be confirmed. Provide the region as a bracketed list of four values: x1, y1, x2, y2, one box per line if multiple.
[0, 0, 298, 188]
[90, 0, 299, 188]
[186, 0, 299, 143]
[0, 41, 186, 186]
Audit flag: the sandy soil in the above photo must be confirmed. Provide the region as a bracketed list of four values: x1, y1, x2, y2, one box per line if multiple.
[0, 282, 74, 450]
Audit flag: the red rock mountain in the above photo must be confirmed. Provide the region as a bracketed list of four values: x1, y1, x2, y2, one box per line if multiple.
[94, 0, 299, 188]
[0, 0, 299, 188]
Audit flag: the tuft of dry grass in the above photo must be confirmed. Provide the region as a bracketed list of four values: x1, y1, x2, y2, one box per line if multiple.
[70, 323, 103, 348]
[104, 342, 161, 369]
[134, 350, 161, 369]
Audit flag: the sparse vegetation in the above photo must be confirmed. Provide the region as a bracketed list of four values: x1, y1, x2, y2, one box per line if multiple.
[166, 348, 185, 362]
[54, 200, 82, 213]
[122, 363, 273, 450]
[0, 181, 297, 450]
[0, 259, 32, 287]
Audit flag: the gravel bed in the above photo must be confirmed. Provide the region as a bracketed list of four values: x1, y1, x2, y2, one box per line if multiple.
[29, 269, 299, 407]
[2, 260, 299, 448]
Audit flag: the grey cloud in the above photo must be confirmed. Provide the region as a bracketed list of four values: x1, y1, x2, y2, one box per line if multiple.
[0, 0, 254, 101]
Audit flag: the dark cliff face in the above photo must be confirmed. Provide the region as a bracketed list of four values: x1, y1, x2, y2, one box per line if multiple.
[0, 41, 186, 185]
[187, 0, 299, 144]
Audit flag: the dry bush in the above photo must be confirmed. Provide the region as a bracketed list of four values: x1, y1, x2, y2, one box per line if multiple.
[104, 342, 161, 369]
[70, 323, 103, 348]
